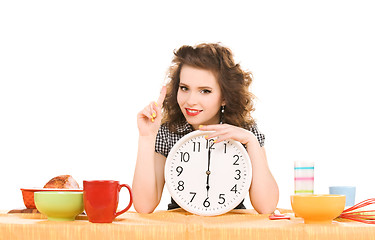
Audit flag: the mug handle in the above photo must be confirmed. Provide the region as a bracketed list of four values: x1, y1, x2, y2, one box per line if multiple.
[115, 184, 133, 217]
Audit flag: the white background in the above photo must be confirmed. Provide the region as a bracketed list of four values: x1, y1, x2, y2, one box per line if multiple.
[1, 0, 374, 212]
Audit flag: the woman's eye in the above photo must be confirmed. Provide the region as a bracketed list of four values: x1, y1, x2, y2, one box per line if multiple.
[180, 86, 188, 91]
[201, 89, 212, 94]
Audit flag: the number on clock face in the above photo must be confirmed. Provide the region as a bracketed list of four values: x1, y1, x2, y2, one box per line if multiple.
[165, 131, 251, 216]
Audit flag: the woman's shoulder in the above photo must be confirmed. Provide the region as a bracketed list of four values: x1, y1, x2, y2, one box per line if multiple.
[158, 122, 173, 135]
[159, 122, 170, 132]
[243, 122, 265, 147]
[155, 121, 193, 157]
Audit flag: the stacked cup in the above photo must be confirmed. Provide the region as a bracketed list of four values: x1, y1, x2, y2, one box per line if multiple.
[294, 161, 314, 194]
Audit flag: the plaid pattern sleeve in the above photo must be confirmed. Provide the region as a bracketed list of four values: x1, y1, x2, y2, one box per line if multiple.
[248, 124, 265, 147]
[155, 122, 192, 157]
[155, 124, 170, 157]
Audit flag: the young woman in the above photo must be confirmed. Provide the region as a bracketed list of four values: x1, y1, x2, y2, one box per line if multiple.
[132, 43, 279, 214]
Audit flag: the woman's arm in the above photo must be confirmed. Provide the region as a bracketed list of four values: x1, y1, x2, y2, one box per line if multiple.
[132, 137, 166, 213]
[132, 87, 167, 213]
[246, 136, 279, 214]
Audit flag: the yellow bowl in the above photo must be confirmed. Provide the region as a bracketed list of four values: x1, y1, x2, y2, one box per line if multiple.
[291, 194, 346, 224]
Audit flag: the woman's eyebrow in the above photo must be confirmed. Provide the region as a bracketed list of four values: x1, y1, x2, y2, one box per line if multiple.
[179, 82, 212, 89]
[179, 82, 213, 91]
[198, 86, 212, 89]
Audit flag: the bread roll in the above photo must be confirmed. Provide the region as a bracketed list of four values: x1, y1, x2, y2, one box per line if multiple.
[43, 175, 79, 189]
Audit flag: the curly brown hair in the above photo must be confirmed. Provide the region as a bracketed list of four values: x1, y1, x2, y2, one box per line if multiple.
[162, 43, 256, 132]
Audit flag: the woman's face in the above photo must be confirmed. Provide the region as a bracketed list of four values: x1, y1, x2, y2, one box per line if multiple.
[177, 65, 224, 130]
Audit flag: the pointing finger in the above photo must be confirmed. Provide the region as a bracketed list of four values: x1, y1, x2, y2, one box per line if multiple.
[156, 85, 167, 107]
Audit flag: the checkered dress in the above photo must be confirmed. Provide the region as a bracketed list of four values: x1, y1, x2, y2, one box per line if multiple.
[155, 120, 266, 210]
[155, 121, 265, 158]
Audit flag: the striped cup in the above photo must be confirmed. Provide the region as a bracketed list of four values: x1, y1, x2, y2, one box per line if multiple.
[294, 161, 314, 194]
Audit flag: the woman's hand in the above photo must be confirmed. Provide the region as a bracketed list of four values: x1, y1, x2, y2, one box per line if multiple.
[199, 124, 257, 146]
[137, 86, 167, 137]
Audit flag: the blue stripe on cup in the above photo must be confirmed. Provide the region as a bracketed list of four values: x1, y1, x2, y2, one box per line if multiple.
[294, 167, 314, 170]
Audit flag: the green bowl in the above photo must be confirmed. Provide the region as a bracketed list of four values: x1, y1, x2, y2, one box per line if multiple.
[34, 191, 84, 221]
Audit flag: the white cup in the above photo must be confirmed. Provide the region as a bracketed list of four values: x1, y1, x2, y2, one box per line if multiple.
[294, 161, 314, 194]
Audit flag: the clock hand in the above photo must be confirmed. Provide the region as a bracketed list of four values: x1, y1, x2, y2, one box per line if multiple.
[206, 141, 214, 197]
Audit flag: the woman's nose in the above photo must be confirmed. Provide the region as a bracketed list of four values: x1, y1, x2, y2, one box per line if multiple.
[186, 92, 198, 106]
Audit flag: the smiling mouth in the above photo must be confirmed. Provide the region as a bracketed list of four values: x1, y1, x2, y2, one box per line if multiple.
[185, 108, 202, 116]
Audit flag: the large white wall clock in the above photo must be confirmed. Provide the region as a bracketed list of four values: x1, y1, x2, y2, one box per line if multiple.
[164, 130, 252, 216]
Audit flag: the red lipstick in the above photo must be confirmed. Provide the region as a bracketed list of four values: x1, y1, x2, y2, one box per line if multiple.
[185, 108, 202, 116]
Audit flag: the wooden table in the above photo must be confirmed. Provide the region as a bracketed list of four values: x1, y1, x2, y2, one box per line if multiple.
[1, 209, 375, 240]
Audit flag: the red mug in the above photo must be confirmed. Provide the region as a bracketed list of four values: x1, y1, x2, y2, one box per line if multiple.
[83, 180, 132, 223]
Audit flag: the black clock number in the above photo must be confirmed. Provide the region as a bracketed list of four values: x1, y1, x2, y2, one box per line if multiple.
[231, 184, 238, 194]
[190, 192, 196, 202]
[177, 181, 184, 191]
[206, 139, 215, 149]
[218, 194, 226, 204]
[233, 155, 239, 165]
[180, 152, 190, 162]
[223, 143, 227, 154]
[203, 197, 210, 208]
[193, 141, 200, 152]
[234, 169, 241, 180]
[176, 166, 183, 176]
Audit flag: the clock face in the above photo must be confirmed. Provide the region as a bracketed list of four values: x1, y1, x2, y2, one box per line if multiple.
[164, 130, 251, 216]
